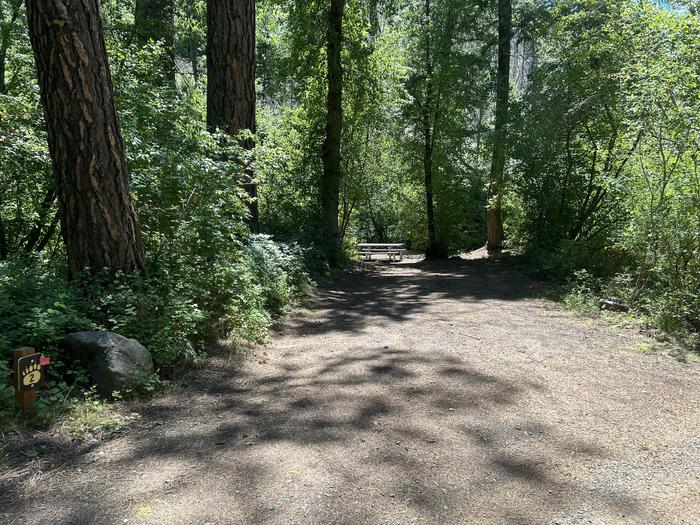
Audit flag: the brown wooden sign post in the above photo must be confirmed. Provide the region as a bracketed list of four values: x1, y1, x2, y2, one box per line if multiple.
[13, 347, 44, 417]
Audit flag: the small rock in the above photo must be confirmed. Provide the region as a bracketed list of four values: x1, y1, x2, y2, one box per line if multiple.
[182, 340, 197, 360]
[598, 298, 629, 313]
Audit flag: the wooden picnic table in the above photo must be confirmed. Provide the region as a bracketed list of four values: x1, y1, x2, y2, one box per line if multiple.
[358, 243, 406, 262]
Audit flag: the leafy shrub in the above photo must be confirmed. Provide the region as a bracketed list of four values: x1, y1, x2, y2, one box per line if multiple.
[0, 257, 94, 416]
[77, 235, 311, 368]
[0, 259, 93, 354]
[77, 272, 205, 370]
[0, 231, 311, 419]
[244, 234, 310, 315]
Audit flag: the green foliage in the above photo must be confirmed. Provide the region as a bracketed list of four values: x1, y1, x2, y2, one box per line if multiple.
[509, 0, 632, 246]
[0, 1, 312, 423]
[0, 259, 93, 354]
[2, 0, 700, 428]
[0, 0, 58, 260]
[74, 272, 204, 370]
[244, 234, 310, 315]
[60, 387, 140, 438]
[396, 0, 492, 253]
[260, 0, 493, 254]
[0, 233, 311, 418]
[508, 1, 700, 339]
[0, 257, 92, 416]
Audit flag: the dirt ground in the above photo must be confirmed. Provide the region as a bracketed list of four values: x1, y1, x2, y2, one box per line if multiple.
[1, 256, 699, 525]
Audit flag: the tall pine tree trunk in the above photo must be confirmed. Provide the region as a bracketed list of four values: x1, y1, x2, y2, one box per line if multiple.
[25, 0, 145, 278]
[207, 0, 259, 233]
[134, 0, 175, 80]
[321, 0, 345, 266]
[486, 0, 512, 253]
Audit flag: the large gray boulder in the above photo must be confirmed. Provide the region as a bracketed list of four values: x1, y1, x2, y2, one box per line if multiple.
[65, 331, 154, 396]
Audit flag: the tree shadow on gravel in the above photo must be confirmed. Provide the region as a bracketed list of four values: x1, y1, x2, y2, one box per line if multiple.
[286, 256, 549, 337]
[2, 343, 640, 524]
[0, 258, 643, 525]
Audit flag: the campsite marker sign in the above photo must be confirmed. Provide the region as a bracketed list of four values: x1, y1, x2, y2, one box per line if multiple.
[13, 347, 50, 416]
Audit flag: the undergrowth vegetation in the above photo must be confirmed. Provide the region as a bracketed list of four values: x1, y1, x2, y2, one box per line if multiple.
[0, 233, 310, 424]
[505, 2, 700, 346]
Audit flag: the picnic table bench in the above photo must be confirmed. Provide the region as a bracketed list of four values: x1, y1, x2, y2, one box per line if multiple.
[358, 243, 406, 262]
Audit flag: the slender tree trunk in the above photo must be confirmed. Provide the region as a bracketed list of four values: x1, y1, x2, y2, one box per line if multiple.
[25, 0, 146, 278]
[34, 211, 59, 253]
[0, 0, 23, 94]
[486, 0, 512, 253]
[321, 0, 345, 266]
[424, 119, 439, 256]
[422, 0, 442, 258]
[134, 0, 175, 80]
[0, 209, 7, 260]
[207, 0, 259, 233]
[23, 188, 56, 252]
[527, 39, 538, 78]
[0, 37, 6, 94]
[368, 0, 380, 50]
[183, 0, 200, 82]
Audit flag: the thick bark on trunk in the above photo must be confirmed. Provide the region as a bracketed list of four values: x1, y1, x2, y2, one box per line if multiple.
[321, 0, 345, 266]
[486, 0, 512, 253]
[25, 0, 146, 278]
[134, 0, 176, 80]
[207, 0, 259, 233]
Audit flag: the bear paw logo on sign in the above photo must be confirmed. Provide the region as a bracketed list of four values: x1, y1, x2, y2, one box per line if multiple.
[17, 354, 44, 391]
[22, 362, 42, 387]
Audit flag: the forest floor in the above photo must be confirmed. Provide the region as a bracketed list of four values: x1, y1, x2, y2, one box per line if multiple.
[1, 254, 699, 525]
